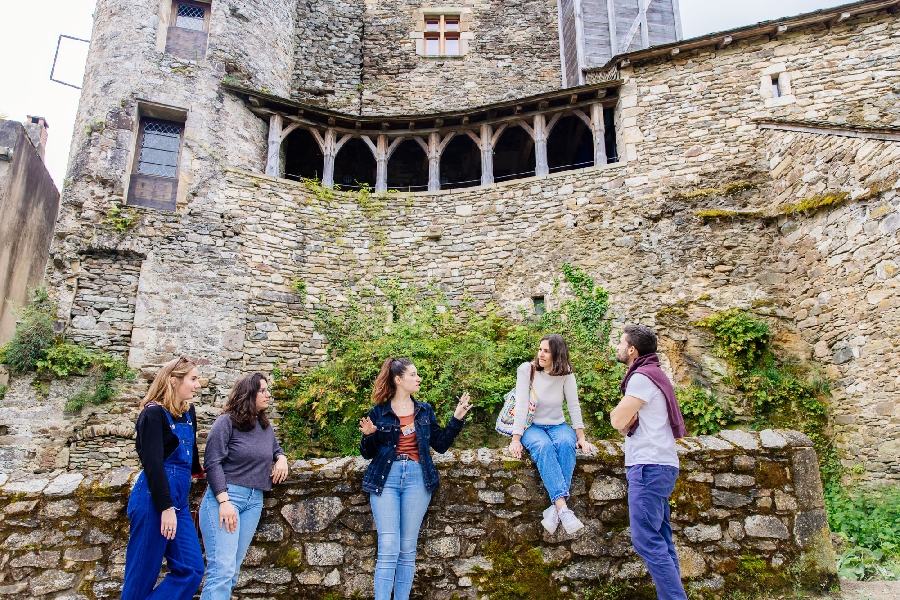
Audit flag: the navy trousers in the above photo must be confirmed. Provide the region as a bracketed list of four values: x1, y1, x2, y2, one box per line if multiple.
[627, 464, 687, 600]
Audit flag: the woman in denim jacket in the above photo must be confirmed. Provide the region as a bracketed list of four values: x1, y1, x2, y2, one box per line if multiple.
[359, 357, 472, 600]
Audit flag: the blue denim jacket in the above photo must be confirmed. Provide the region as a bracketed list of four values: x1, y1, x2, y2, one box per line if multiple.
[360, 398, 465, 494]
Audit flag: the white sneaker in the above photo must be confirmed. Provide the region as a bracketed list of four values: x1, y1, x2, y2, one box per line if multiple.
[541, 505, 559, 534]
[558, 508, 584, 534]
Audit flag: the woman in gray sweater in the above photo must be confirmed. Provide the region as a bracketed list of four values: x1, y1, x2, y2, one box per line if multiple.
[199, 373, 288, 600]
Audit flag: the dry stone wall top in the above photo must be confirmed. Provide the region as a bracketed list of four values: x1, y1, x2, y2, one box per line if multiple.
[0, 431, 836, 599]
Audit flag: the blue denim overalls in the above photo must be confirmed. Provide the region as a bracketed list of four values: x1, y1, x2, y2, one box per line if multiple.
[121, 403, 204, 600]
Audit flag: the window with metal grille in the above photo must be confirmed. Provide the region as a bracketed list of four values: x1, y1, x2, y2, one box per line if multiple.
[176, 4, 206, 31]
[137, 121, 182, 178]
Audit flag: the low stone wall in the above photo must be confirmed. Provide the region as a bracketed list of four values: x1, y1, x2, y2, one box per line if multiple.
[0, 430, 835, 599]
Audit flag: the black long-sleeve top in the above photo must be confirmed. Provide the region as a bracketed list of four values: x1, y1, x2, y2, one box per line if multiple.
[135, 404, 201, 513]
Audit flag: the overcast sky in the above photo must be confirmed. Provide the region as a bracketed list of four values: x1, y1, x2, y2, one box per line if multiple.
[0, 0, 851, 190]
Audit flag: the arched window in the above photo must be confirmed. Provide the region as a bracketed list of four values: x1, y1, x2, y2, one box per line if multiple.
[439, 135, 481, 190]
[386, 140, 429, 192]
[333, 138, 376, 190]
[492, 125, 536, 183]
[547, 115, 593, 174]
[283, 128, 325, 182]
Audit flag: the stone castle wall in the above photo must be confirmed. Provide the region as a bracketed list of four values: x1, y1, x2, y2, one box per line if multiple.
[291, 0, 563, 114]
[0, 433, 836, 599]
[8, 3, 896, 481]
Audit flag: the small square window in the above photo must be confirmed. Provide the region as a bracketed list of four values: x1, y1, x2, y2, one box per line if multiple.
[445, 19, 460, 31]
[771, 76, 781, 98]
[533, 296, 546, 316]
[445, 36, 460, 56]
[425, 19, 440, 31]
[176, 4, 206, 31]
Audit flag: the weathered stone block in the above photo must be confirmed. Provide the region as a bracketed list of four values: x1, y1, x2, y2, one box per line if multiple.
[282, 497, 344, 533]
[424, 536, 461, 558]
[683, 524, 722, 542]
[744, 515, 789, 539]
[589, 476, 627, 502]
[305, 542, 345, 566]
[791, 448, 825, 509]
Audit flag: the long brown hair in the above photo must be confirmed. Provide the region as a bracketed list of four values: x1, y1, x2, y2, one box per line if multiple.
[372, 357, 414, 404]
[140, 356, 198, 417]
[534, 334, 574, 376]
[224, 373, 270, 432]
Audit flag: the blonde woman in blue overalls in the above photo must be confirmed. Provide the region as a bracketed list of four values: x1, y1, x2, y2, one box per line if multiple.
[122, 357, 205, 600]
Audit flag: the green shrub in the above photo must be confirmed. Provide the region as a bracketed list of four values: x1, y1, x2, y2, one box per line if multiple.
[0, 288, 58, 372]
[275, 265, 622, 458]
[0, 384, 7, 402]
[827, 484, 900, 579]
[677, 384, 730, 435]
[695, 308, 769, 374]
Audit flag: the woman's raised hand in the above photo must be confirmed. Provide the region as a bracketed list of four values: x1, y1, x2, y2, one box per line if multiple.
[453, 392, 472, 420]
[359, 416, 376, 436]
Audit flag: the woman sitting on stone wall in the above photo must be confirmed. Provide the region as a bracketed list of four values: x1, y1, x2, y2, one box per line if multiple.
[507, 334, 595, 535]
[199, 372, 288, 600]
[122, 357, 205, 600]
[358, 357, 473, 600]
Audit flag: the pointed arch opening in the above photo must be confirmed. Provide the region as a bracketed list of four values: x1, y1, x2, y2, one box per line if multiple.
[333, 138, 376, 190]
[283, 128, 325, 182]
[386, 139, 429, 192]
[492, 125, 536, 183]
[439, 135, 481, 190]
[547, 115, 594, 174]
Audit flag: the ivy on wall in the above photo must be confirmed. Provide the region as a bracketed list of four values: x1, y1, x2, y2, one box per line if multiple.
[273, 265, 624, 458]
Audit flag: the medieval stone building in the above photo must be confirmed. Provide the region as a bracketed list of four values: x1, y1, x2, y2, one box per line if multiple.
[0, 0, 898, 485]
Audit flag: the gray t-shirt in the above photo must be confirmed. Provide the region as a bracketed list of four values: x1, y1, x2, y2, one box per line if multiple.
[204, 413, 286, 496]
[623, 373, 679, 468]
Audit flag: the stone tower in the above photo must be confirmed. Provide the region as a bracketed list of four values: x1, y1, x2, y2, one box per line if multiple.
[558, 0, 682, 86]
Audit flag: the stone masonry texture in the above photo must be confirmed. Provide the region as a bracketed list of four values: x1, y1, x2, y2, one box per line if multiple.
[0, 433, 837, 599]
[0, 1, 898, 489]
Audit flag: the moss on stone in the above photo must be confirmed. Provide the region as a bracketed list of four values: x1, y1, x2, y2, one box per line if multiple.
[780, 192, 850, 215]
[274, 547, 304, 571]
[693, 209, 764, 220]
[755, 460, 790, 489]
[471, 540, 575, 600]
[669, 479, 711, 520]
[671, 181, 756, 201]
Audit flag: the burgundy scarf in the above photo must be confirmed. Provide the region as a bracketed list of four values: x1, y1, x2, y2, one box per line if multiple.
[620, 352, 686, 439]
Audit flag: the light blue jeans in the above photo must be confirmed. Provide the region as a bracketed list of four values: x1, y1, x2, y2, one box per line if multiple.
[522, 422, 577, 502]
[199, 484, 263, 600]
[369, 459, 432, 600]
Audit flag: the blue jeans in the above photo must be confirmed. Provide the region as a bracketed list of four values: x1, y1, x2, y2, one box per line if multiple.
[627, 464, 687, 600]
[122, 468, 204, 600]
[369, 459, 432, 600]
[522, 423, 577, 502]
[199, 484, 264, 600]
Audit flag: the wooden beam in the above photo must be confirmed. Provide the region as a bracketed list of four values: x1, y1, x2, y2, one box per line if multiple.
[670, 48, 680, 57]
[772, 24, 788, 38]
[716, 36, 732, 50]
[827, 12, 851, 27]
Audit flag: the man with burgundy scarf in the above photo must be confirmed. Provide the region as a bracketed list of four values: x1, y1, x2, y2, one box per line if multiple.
[610, 325, 687, 600]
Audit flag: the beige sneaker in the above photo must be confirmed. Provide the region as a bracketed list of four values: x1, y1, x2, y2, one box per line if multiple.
[558, 508, 584, 534]
[541, 505, 559, 534]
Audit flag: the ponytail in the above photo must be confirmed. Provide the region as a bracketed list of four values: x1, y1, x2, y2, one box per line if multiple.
[372, 357, 414, 404]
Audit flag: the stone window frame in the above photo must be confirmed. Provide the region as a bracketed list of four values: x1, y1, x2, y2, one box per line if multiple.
[157, 0, 211, 60]
[125, 101, 189, 212]
[412, 7, 474, 58]
[759, 63, 795, 107]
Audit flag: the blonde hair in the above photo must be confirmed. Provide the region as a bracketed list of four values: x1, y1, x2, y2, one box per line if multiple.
[140, 357, 198, 417]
